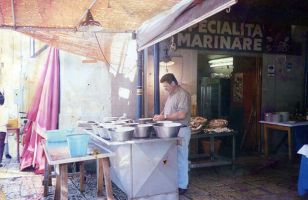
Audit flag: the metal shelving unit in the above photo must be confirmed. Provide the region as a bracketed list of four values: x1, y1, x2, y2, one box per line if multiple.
[189, 131, 237, 169]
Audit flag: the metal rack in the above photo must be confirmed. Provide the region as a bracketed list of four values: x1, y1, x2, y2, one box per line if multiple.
[189, 131, 237, 169]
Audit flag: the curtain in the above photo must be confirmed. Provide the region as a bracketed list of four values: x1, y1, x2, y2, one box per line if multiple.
[20, 47, 60, 174]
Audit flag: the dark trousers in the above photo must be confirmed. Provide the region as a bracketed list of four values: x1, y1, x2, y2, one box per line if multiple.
[0, 132, 6, 163]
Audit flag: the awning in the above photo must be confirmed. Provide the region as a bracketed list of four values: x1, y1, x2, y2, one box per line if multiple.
[137, 0, 238, 51]
[0, 0, 182, 62]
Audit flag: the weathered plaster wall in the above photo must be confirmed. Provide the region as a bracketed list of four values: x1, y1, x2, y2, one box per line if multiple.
[0, 30, 138, 128]
[59, 50, 137, 128]
[261, 54, 304, 115]
[261, 25, 307, 116]
[59, 52, 112, 128]
[0, 30, 46, 118]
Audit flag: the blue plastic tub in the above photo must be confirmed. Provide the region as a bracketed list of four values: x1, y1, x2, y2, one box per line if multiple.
[45, 129, 73, 143]
[66, 134, 89, 157]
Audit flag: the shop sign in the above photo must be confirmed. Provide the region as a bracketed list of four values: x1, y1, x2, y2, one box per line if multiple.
[175, 19, 294, 54]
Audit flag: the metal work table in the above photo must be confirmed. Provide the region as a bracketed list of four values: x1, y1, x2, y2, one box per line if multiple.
[86, 129, 180, 200]
[43, 138, 114, 200]
[189, 131, 237, 169]
[259, 120, 308, 160]
[85, 128, 180, 145]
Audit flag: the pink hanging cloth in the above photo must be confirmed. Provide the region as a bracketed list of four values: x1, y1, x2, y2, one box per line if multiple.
[20, 47, 60, 174]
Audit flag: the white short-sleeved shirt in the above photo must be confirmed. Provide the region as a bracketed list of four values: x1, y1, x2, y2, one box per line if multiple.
[0, 106, 8, 133]
[164, 86, 191, 125]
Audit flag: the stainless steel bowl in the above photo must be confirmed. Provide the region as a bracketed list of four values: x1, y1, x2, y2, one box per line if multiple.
[123, 123, 139, 127]
[118, 119, 133, 123]
[108, 127, 135, 142]
[153, 123, 181, 138]
[97, 126, 109, 139]
[134, 124, 153, 138]
[138, 118, 154, 124]
[103, 117, 118, 122]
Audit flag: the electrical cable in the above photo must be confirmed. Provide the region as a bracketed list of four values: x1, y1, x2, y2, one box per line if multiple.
[94, 32, 111, 66]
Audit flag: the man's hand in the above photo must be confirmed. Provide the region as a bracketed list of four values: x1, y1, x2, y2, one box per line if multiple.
[153, 114, 164, 121]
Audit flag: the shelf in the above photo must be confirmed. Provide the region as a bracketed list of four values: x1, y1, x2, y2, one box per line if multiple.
[189, 131, 236, 169]
[190, 156, 232, 169]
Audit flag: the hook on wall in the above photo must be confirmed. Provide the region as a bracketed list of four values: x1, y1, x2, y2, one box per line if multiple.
[226, 7, 231, 13]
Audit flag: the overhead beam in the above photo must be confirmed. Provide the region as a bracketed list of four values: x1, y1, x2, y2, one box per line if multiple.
[11, 0, 15, 29]
[0, 25, 77, 32]
[31, 44, 49, 58]
[0, 25, 133, 33]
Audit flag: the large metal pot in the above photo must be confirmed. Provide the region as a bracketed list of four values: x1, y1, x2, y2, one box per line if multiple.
[153, 123, 181, 138]
[108, 127, 135, 142]
[134, 124, 153, 138]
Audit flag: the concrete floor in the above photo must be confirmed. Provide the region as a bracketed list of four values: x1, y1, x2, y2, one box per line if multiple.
[0, 134, 307, 200]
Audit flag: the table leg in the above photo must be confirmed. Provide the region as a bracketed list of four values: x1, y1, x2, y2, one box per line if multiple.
[48, 165, 52, 186]
[232, 134, 236, 171]
[79, 162, 85, 192]
[196, 136, 199, 157]
[210, 136, 214, 160]
[43, 156, 49, 197]
[60, 164, 68, 200]
[55, 175, 60, 200]
[16, 129, 20, 163]
[288, 128, 293, 161]
[97, 158, 104, 196]
[264, 125, 268, 158]
[102, 158, 113, 200]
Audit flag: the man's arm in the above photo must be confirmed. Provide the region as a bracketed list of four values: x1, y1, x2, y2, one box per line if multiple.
[153, 111, 187, 121]
[165, 111, 187, 121]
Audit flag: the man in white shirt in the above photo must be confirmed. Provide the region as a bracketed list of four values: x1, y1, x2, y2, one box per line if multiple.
[0, 92, 8, 167]
[153, 73, 191, 195]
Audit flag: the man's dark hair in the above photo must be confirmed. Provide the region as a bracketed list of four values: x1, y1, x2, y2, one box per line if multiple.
[0, 92, 4, 105]
[160, 73, 178, 85]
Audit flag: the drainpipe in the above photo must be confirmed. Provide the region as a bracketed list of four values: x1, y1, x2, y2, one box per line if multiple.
[154, 43, 160, 114]
[136, 50, 144, 119]
[305, 33, 308, 109]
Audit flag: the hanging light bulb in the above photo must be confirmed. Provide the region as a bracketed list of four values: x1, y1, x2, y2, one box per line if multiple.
[160, 48, 174, 66]
[78, 10, 103, 32]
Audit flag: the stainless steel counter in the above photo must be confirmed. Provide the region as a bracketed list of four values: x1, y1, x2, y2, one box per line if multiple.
[86, 130, 180, 200]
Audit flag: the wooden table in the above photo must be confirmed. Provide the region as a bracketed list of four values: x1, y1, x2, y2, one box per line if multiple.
[260, 121, 308, 160]
[43, 138, 114, 200]
[7, 127, 20, 162]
